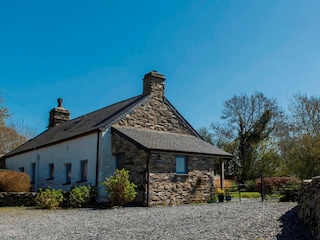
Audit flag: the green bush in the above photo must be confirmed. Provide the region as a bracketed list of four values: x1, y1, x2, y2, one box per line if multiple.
[102, 169, 137, 206]
[69, 186, 96, 208]
[35, 188, 64, 209]
[279, 181, 301, 202]
[208, 194, 217, 203]
[0, 171, 31, 192]
[244, 180, 257, 192]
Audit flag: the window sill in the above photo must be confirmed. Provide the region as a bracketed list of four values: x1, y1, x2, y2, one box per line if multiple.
[46, 178, 54, 180]
[62, 182, 71, 185]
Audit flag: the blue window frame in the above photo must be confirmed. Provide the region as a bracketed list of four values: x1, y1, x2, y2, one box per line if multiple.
[176, 156, 187, 174]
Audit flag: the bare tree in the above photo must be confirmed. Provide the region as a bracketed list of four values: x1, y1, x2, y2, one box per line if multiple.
[0, 93, 35, 155]
[211, 92, 286, 182]
[289, 94, 320, 136]
[197, 127, 213, 144]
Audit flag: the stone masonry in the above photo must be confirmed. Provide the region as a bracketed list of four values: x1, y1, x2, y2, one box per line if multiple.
[298, 177, 320, 239]
[0, 192, 36, 207]
[111, 70, 218, 206]
[114, 70, 194, 135]
[114, 96, 194, 135]
[111, 132, 148, 204]
[112, 131, 216, 206]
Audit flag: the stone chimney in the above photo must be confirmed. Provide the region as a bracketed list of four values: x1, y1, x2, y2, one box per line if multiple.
[48, 98, 70, 128]
[143, 71, 166, 97]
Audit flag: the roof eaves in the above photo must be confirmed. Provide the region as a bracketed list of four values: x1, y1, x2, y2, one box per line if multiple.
[4, 129, 100, 159]
[149, 149, 234, 158]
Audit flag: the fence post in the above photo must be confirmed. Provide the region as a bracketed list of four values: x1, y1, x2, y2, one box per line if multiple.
[261, 175, 265, 202]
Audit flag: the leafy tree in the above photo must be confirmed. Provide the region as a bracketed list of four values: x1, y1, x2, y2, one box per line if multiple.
[278, 94, 320, 179]
[211, 92, 285, 182]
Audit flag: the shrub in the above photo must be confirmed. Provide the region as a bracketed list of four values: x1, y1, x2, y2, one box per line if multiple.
[69, 186, 96, 208]
[244, 180, 258, 192]
[256, 177, 301, 194]
[0, 170, 31, 192]
[35, 188, 64, 209]
[208, 195, 217, 203]
[102, 169, 137, 206]
[279, 180, 301, 202]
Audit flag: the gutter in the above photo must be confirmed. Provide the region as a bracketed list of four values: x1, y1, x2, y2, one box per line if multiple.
[95, 130, 102, 187]
[146, 151, 150, 207]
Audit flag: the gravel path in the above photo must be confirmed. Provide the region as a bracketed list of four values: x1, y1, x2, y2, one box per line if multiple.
[0, 201, 311, 240]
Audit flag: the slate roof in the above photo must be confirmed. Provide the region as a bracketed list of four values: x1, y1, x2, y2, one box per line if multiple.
[112, 126, 233, 158]
[5, 94, 202, 158]
[5, 95, 152, 157]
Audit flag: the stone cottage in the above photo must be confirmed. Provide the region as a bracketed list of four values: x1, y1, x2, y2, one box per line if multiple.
[4, 71, 233, 206]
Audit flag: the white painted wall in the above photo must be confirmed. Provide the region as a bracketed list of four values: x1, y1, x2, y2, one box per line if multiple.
[96, 128, 116, 201]
[6, 133, 98, 192]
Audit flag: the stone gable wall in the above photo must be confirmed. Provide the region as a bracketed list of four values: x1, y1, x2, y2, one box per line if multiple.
[298, 177, 320, 238]
[114, 96, 194, 135]
[112, 94, 217, 206]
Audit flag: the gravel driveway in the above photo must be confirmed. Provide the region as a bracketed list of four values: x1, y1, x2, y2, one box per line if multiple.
[0, 200, 311, 240]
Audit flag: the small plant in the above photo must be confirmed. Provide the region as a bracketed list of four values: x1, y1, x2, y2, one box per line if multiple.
[35, 188, 64, 209]
[216, 188, 224, 195]
[69, 186, 96, 208]
[102, 169, 137, 207]
[208, 194, 217, 203]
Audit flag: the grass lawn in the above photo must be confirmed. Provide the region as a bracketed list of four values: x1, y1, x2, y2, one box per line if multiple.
[230, 191, 261, 198]
[229, 191, 282, 200]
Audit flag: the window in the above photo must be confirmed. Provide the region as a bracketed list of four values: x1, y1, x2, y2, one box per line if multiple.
[65, 163, 72, 184]
[48, 163, 54, 180]
[80, 160, 88, 181]
[19, 167, 24, 172]
[30, 163, 36, 183]
[176, 156, 187, 174]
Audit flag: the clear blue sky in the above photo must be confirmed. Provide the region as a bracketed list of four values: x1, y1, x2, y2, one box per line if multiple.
[1, 0, 320, 135]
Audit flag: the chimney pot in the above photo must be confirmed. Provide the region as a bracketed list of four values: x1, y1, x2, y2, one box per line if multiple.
[48, 98, 70, 128]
